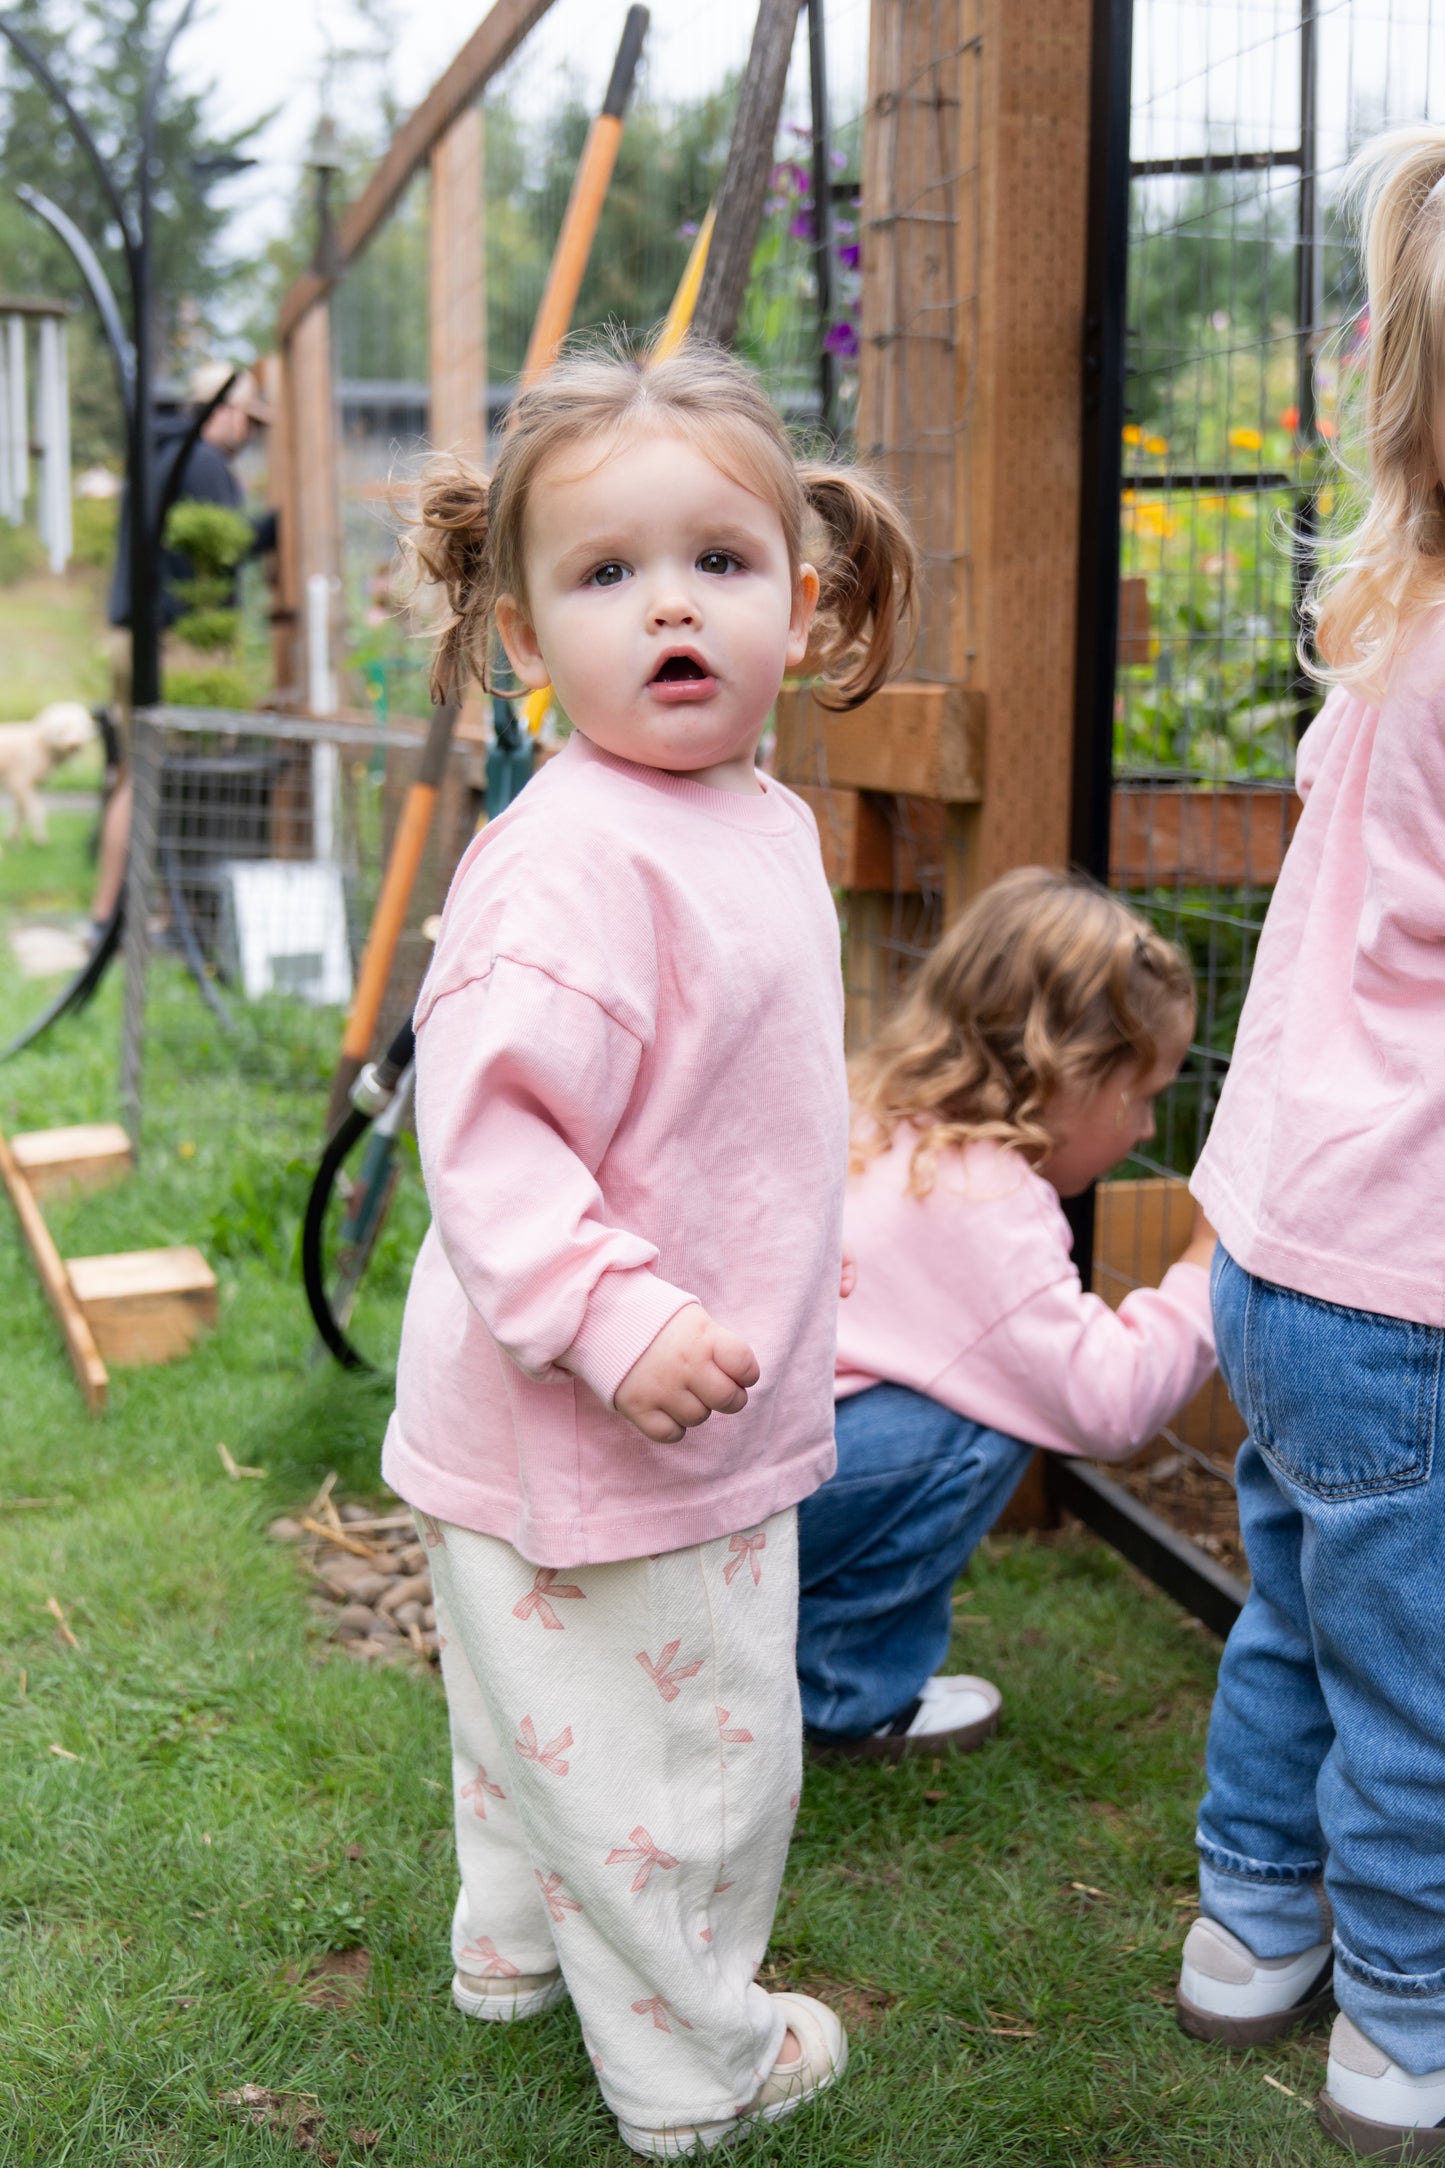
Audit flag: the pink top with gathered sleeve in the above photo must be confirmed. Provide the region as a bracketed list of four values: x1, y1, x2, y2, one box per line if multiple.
[835, 1129, 1215, 1460]
[1193, 612, 1445, 1326]
[382, 731, 848, 1566]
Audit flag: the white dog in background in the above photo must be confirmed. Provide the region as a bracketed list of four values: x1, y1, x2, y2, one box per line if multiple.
[0, 702, 97, 847]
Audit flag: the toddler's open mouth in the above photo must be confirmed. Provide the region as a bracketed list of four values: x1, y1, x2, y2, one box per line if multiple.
[648, 650, 717, 701]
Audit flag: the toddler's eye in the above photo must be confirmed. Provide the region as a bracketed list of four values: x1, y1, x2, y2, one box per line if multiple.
[588, 561, 630, 587]
[698, 550, 739, 576]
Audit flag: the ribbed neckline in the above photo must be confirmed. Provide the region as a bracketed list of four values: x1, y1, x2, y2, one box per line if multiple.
[563, 730, 798, 835]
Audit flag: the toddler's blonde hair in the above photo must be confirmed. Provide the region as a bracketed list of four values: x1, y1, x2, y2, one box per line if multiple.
[1307, 126, 1445, 695]
[407, 339, 919, 709]
[851, 868, 1196, 1194]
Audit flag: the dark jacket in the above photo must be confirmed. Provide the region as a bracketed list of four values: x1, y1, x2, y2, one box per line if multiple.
[108, 415, 276, 628]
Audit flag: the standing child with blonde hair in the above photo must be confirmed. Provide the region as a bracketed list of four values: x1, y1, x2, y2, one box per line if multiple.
[1169, 129, 1445, 2159]
[384, 341, 917, 2154]
[797, 866, 1218, 1756]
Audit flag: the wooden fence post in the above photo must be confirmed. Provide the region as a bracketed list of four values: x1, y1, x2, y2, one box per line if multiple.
[774, 0, 1094, 990]
[429, 103, 487, 461]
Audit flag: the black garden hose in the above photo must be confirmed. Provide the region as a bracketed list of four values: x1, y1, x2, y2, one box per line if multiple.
[302, 1014, 417, 1372]
[0, 895, 123, 1062]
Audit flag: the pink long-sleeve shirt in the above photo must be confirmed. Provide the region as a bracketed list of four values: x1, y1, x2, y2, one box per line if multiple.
[1193, 613, 1445, 1327]
[382, 731, 849, 1566]
[834, 1129, 1215, 1459]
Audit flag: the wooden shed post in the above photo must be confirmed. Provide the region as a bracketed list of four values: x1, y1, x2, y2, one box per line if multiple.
[429, 103, 487, 460]
[287, 300, 345, 719]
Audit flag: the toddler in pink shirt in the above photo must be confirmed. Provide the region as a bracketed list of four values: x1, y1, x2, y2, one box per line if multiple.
[384, 343, 917, 2155]
[797, 868, 1217, 1756]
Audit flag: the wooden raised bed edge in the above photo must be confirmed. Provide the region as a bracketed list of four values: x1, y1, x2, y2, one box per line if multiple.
[1049, 1458, 1246, 1638]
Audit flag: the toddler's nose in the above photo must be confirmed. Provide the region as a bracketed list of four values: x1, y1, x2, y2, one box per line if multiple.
[649, 590, 700, 629]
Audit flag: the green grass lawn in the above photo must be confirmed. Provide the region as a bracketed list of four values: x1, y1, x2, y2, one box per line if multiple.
[0, 569, 111, 724]
[0, 582, 1343, 2161]
[0, 1049, 1344, 2165]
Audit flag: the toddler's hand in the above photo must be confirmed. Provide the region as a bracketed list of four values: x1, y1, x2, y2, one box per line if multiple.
[614, 1305, 761, 1444]
[1181, 1200, 1219, 1273]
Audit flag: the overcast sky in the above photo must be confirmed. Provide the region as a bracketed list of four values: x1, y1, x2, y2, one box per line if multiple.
[175, 0, 871, 269]
[171, 0, 1445, 280]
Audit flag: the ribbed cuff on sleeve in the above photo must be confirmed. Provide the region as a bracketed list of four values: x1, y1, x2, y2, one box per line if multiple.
[563, 1270, 699, 1410]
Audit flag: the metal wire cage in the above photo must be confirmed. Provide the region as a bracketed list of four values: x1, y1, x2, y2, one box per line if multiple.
[119, 708, 472, 1160]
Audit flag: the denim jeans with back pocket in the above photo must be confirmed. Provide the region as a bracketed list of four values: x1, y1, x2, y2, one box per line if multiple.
[1199, 1247, 1445, 2073]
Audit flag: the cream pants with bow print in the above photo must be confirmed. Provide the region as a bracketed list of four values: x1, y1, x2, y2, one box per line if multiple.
[422, 1506, 802, 2128]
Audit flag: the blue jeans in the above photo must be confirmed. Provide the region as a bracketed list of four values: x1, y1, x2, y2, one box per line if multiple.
[796, 1383, 1033, 1737]
[1200, 1248, 1445, 2073]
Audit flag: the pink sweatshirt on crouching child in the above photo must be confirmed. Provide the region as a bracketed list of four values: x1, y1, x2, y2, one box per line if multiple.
[382, 731, 849, 1566]
[835, 1129, 1216, 1459]
[1193, 611, 1445, 1327]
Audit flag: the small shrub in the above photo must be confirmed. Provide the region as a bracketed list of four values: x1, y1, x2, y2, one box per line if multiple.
[163, 500, 254, 577]
[164, 664, 253, 710]
[170, 606, 240, 652]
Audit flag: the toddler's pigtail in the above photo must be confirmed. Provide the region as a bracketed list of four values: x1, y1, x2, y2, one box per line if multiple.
[799, 465, 920, 709]
[407, 462, 496, 703]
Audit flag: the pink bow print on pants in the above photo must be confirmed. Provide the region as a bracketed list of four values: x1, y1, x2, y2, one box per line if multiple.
[461, 1764, 505, 1817]
[515, 1716, 574, 1776]
[458, 1936, 517, 1978]
[635, 1640, 704, 1702]
[535, 1869, 582, 1922]
[606, 1826, 680, 1893]
[722, 1532, 766, 1587]
[512, 1568, 585, 1630]
[631, 1994, 693, 2033]
[716, 1707, 754, 1745]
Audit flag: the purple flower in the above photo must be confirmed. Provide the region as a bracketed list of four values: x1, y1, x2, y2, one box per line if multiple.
[788, 121, 812, 139]
[831, 148, 847, 169]
[836, 241, 860, 270]
[788, 209, 814, 241]
[770, 160, 810, 195]
[676, 220, 699, 240]
[764, 194, 787, 216]
[823, 319, 860, 359]
[833, 215, 856, 236]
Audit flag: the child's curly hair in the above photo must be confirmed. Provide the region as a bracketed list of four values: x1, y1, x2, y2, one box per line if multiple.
[851, 867, 1196, 1194]
[405, 337, 918, 709]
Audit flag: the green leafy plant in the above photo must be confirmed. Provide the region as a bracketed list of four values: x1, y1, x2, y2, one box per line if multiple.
[69, 491, 119, 570]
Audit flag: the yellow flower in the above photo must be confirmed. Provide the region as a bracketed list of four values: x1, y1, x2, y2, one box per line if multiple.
[1228, 426, 1263, 452]
[1127, 501, 1178, 539]
[1144, 435, 1169, 455]
[1121, 424, 1142, 446]
[1197, 496, 1225, 513]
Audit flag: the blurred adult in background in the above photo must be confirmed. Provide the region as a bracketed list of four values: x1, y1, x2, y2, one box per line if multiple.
[91, 363, 276, 936]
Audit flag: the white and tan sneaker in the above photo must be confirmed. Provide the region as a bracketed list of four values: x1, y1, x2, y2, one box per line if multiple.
[617, 1990, 848, 2157]
[452, 1964, 568, 2022]
[1176, 1915, 1333, 2045]
[1318, 2011, 1445, 2158]
[810, 1673, 1002, 1763]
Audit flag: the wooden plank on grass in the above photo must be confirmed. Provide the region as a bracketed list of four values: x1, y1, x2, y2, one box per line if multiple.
[68, 1248, 218, 1368]
[11, 1123, 134, 1202]
[0, 1124, 108, 1411]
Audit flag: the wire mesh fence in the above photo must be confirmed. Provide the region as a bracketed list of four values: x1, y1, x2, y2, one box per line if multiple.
[118, 707, 472, 1162]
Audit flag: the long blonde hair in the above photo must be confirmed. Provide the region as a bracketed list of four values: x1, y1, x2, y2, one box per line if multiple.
[1307, 127, 1445, 696]
[407, 339, 918, 709]
[852, 868, 1196, 1194]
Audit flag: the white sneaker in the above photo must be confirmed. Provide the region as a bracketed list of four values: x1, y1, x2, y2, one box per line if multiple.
[810, 1674, 1002, 1763]
[452, 1965, 568, 2021]
[1318, 2012, 1445, 2157]
[617, 1990, 847, 2156]
[1176, 1916, 1333, 2045]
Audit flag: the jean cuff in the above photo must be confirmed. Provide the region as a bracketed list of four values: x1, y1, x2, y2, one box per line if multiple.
[1335, 1945, 1445, 2078]
[1196, 1830, 1331, 1959]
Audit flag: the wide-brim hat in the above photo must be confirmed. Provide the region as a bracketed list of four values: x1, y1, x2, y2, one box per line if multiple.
[189, 360, 273, 426]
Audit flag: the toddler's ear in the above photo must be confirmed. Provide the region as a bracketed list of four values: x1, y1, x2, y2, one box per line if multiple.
[495, 594, 550, 690]
[786, 563, 822, 669]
